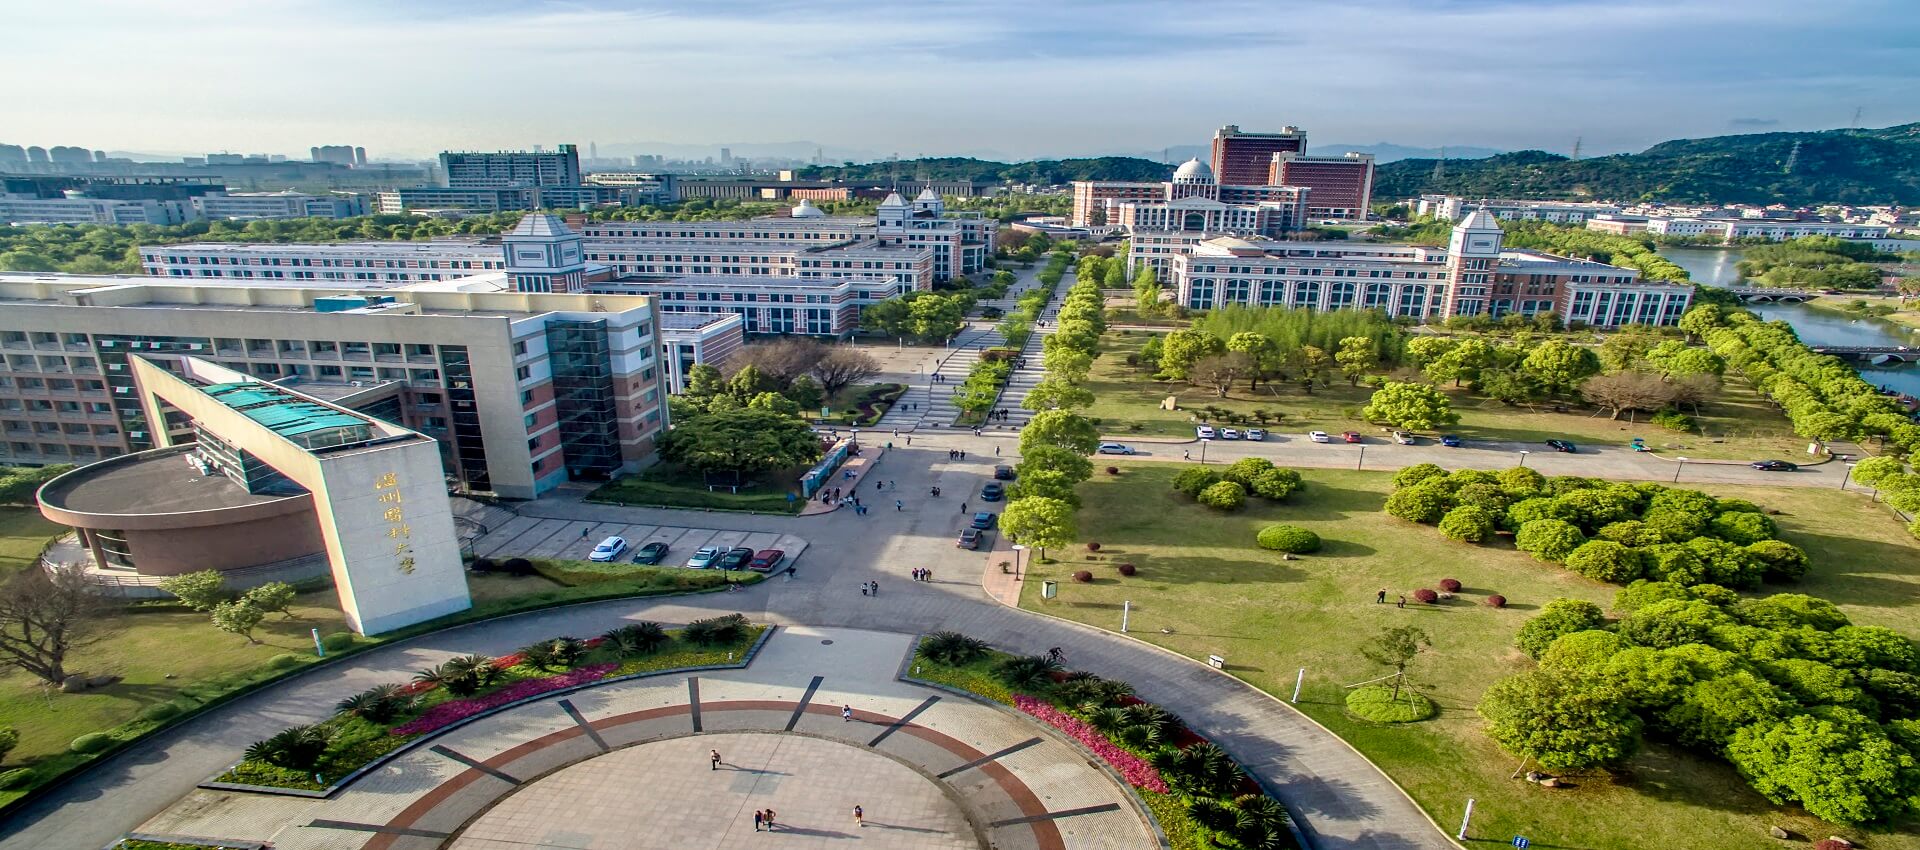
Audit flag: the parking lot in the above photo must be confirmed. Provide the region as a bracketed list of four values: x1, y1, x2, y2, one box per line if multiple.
[472, 515, 809, 568]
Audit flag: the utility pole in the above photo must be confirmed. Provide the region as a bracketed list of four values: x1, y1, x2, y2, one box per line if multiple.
[1570, 137, 1582, 161]
[1851, 106, 1864, 129]
[1431, 147, 1447, 181]
[1784, 141, 1802, 175]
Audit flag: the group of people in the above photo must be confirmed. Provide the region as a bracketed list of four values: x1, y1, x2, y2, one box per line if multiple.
[947, 448, 968, 460]
[752, 808, 780, 831]
[860, 580, 881, 596]
[713, 747, 869, 832]
[911, 567, 935, 582]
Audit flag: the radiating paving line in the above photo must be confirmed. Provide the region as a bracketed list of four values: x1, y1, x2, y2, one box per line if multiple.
[786, 675, 825, 731]
[936, 737, 1043, 779]
[868, 695, 939, 746]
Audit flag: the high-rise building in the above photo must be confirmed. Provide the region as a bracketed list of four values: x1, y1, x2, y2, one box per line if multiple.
[1209, 125, 1305, 187]
[439, 144, 582, 189]
[311, 145, 361, 167]
[1270, 152, 1375, 220]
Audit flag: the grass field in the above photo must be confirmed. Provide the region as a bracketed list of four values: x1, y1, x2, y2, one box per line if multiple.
[1084, 330, 1807, 460]
[1019, 463, 1920, 850]
[590, 463, 803, 514]
[0, 508, 64, 574]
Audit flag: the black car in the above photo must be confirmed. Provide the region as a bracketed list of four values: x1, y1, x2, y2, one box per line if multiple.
[993, 465, 1016, 480]
[970, 511, 997, 530]
[1751, 460, 1799, 472]
[631, 541, 669, 564]
[1545, 439, 1577, 453]
[981, 482, 1005, 502]
[718, 546, 755, 570]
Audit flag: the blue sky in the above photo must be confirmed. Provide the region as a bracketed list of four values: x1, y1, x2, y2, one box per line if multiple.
[5, 0, 1918, 162]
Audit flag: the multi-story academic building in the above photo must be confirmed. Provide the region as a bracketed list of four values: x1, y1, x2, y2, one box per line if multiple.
[192, 191, 370, 221]
[1585, 214, 1892, 243]
[1074, 159, 1310, 236]
[1416, 195, 1623, 223]
[1270, 152, 1375, 220]
[140, 240, 507, 285]
[440, 145, 583, 189]
[1210, 125, 1306, 187]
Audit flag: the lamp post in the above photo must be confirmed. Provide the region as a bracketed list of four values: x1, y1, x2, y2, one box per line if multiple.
[1673, 456, 1689, 484]
[1199, 437, 1211, 464]
[1517, 450, 1531, 468]
[1011, 544, 1026, 580]
[1356, 444, 1366, 471]
[1841, 462, 1856, 491]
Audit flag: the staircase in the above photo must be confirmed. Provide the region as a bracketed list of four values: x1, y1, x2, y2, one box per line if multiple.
[874, 323, 1004, 431]
[992, 273, 1074, 430]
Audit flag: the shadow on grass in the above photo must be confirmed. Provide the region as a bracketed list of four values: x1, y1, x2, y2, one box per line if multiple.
[1780, 529, 1920, 612]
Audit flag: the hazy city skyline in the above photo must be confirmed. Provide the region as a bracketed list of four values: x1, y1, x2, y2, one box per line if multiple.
[6, 0, 1919, 162]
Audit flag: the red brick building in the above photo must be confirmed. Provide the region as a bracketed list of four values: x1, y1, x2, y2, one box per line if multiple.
[1270, 152, 1376, 220]
[1209, 125, 1304, 187]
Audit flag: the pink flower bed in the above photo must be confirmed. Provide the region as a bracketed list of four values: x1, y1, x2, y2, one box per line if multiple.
[1013, 694, 1169, 793]
[391, 664, 617, 737]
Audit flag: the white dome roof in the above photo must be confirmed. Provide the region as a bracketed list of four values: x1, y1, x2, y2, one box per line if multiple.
[878, 192, 908, 208]
[1172, 158, 1214, 182]
[915, 187, 940, 201]
[791, 199, 826, 218]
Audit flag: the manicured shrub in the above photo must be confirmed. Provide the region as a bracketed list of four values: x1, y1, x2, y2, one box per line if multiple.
[1503, 496, 1575, 530]
[0, 725, 15, 763]
[1616, 599, 1727, 649]
[137, 702, 183, 722]
[502, 557, 536, 575]
[1384, 480, 1451, 524]
[1172, 466, 1223, 497]
[919, 631, 989, 665]
[1745, 540, 1809, 582]
[1345, 684, 1437, 722]
[1814, 841, 1854, 850]
[1196, 481, 1246, 512]
[0, 767, 33, 789]
[1652, 409, 1694, 432]
[1565, 540, 1645, 584]
[1106, 466, 1120, 475]
[1412, 588, 1439, 604]
[1439, 578, 1462, 593]
[1437, 505, 1496, 543]
[1515, 519, 1586, 563]
[1541, 629, 1626, 669]
[1086, 541, 1102, 553]
[1597, 520, 1659, 546]
[469, 557, 497, 572]
[1073, 570, 1093, 582]
[1517, 598, 1607, 658]
[1250, 467, 1303, 500]
[1446, 469, 1500, 490]
[1496, 466, 1546, 499]
[1684, 537, 1764, 589]
[1392, 463, 1446, 489]
[1117, 563, 1137, 576]
[1452, 482, 1509, 513]
[268, 653, 303, 670]
[320, 632, 356, 652]
[1223, 457, 1277, 488]
[1486, 594, 1507, 608]
[69, 732, 114, 754]
[1255, 524, 1320, 553]
[1710, 510, 1777, 545]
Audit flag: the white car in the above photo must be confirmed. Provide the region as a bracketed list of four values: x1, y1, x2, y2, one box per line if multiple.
[588, 536, 628, 562]
[1308, 431, 1331, 443]
[1245, 428, 1266, 441]
[1195, 425, 1216, 439]
[1097, 443, 1136, 455]
[685, 545, 724, 569]
[1392, 431, 1416, 445]
[1220, 428, 1241, 440]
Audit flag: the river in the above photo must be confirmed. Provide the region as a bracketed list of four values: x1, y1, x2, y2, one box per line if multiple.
[1658, 245, 1920, 397]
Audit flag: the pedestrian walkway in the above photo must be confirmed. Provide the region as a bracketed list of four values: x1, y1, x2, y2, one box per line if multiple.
[993, 272, 1074, 431]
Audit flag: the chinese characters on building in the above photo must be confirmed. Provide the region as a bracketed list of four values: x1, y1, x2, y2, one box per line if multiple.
[375, 471, 415, 574]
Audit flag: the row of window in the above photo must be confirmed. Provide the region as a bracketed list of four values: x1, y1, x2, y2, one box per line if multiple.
[147, 256, 498, 270]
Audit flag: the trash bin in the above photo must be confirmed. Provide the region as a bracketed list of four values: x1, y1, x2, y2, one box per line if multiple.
[1041, 581, 1058, 599]
[1208, 655, 1225, 669]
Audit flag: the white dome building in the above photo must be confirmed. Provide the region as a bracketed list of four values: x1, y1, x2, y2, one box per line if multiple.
[790, 199, 826, 218]
[1172, 157, 1215, 185]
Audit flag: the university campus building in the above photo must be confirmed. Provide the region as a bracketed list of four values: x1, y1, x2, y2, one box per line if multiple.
[1073, 125, 1377, 229]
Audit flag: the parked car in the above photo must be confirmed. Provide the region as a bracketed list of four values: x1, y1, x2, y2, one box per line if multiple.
[1308, 431, 1330, 443]
[1392, 431, 1416, 445]
[747, 549, 786, 571]
[971, 512, 997, 530]
[632, 541, 669, 564]
[1245, 428, 1266, 441]
[1196, 425, 1216, 439]
[957, 528, 984, 549]
[981, 482, 1005, 502]
[1546, 439, 1577, 453]
[719, 547, 755, 571]
[1440, 434, 1463, 447]
[1342, 431, 1363, 444]
[1098, 442, 1135, 455]
[1219, 428, 1241, 440]
[685, 545, 724, 569]
[1751, 460, 1799, 471]
[993, 465, 1016, 480]
[588, 536, 628, 562]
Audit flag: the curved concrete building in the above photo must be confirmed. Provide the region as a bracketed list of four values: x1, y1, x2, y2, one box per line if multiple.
[37, 445, 326, 577]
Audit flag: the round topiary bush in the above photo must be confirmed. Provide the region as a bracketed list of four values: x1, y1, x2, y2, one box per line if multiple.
[1485, 594, 1507, 608]
[137, 701, 183, 722]
[1412, 588, 1439, 604]
[320, 632, 356, 652]
[1815, 841, 1854, 850]
[1106, 466, 1120, 476]
[1439, 578, 1462, 593]
[69, 732, 114, 754]
[1256, 524, 1321, 553]
[502, 557, 536, 575]
[1196, 480, 1247, 512]
[268, 653, 304, 670]
[1117, 563, 1137, 576]
[1515, 519, 1586, 563]
[1345, 684, 1437, 723]
[1437, 505, 1496, 543]
[469, 556, 497, 572]
[1072, 570, 1093, 583]
[0, 768, 34, 790]
[1086, 542, 1102, 553]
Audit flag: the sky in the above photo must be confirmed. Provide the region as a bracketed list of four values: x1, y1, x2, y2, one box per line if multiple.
[5, 0, 1919, 163]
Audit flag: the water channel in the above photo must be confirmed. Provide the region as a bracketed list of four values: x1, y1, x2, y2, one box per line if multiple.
[1657, 245, 1920, 397]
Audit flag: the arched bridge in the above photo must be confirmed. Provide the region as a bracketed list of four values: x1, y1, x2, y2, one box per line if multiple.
[1812, 345, 1920, 365]
[1726, 287, 1817, 303]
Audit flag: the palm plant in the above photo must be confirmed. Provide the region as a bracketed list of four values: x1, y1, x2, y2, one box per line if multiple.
[1084, 706, 1129, 736]
[683, 613, 748, 645]
[520, 637, 586, 670]
[992, 654, 1061, 690]
[335, 683, 416, 723]
[1152, 742, 1244, 798]
[918, 631, 989, 666]
[245, 724, 332, 772]
[602, 622, 668, 655]
[1116, 721, 1163, 750]
[414, 654, 499, 696]
[1122, 703, 1177, 736]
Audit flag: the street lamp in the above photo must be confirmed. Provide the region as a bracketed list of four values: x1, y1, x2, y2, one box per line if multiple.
[1517, 450, 1531, 468]
[1673, 456, 1689, 484]
[1356, 444, 1366, 471]
[1011, 544, 1027, 580]
[1842, 462, 1856, 491]
[1199, 438, 1211, 464]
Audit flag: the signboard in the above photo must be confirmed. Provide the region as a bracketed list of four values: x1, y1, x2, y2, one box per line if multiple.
[1513, 837, 1530, 848]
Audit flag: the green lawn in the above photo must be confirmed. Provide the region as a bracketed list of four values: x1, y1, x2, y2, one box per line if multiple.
[590, 464, 803, 514]
[1085, 331, 1806, 460]
[1020, 464, 1920, 850]
[0, 507, 64, 574]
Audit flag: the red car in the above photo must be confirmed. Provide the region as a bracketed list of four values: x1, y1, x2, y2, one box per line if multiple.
[746, 549, 786, 572]
[1342, 431, 1364, 443]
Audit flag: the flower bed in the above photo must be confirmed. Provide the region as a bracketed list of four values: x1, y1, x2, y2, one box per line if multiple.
[1014, 694, 1168, 793]
[391, 664, 616, 737]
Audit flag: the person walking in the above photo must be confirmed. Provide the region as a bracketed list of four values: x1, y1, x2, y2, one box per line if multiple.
[871, 580, 879, 597]
[854, 805, 864, 828]
[925, 568, 934, 582]
[895, 499, 904, 511]
[995, 445, 1001, 456]
[581, 525, 591, 539]
[961, 501, 968, 513]
[843, 704, 854, 722]
[710, 749, 721, 770]
[754, 810, 765, 832]
[765, 809, 776, 831]
[1396, 594, 1407, 609]
[1182, 450, 1191, 460]
[1376, 588, 1387, 604]
[861, 582, 869, 597]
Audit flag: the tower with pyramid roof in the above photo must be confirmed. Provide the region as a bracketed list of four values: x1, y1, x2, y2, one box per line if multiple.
[503, 213, 587, 293]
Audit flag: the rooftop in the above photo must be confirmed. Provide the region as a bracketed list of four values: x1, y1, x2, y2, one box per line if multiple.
[146, 239, 495, 256]
[38, 445, 304, 515]
[203, 381, 372, 441]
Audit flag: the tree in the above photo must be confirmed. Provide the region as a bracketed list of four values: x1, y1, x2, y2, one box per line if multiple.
[1476, 369, 1546, 406]
[809, 348, 881, 398]
[1517, 598, 1608, 658]
[1728, 710, 1920, 825]
[1011, 469, 1082, 506]
[658, 408, 823, 480]
[1187, 352, 1253, 398]
[1384, 479, 1452, 524]
[1598, 331, 1655, 373]
[1158, 329, 1224, 379]
[1438, 505, 1497, 543]
[159, 570, 229, 612]
[1404, 336, 1456, 368]
[0, 567, 120, 685]
[1225, 332, 1275, 389]
[242, 581, 298, 619]
[1017, 446, 1094, 484]
[1001, 497, 1077, 558]
[683, 363, 726, 400]
[1363, 382, 1458, 430]
[1296, 345, 1331, 393]
[1665, 372, 1720, 415]
[1021, 377, 1095, 411]
[746, 391, 801, 416]
[1426, 339, 1492, 387]
[1516, 519, 1587, 562]
[211, 600, 267, 644]
[1132, 265, 1161, 316]
[725, 363, 777, 401]
[784, 374, 825, 412]
[1580, 371, 1673, 421]
[1362, 626, 1432, 700]
[909, 293, 966, 341]
[1523, 340, 1603, 398]
[1103, 260, 1127, 289]
[862, 295, 914, 338]
[1335, 336, 1379, 385]
[1479, 667, 1642, 772]
[1040, 347, 1093, 384]
[731, 336, 826, 387]
[1679, 304, 1723, 341]
[1018, 410, 1100, 456]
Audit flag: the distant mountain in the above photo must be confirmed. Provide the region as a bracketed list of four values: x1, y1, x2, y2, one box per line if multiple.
[1314, 143, 1503, 164]
[1374, 123, 1920, 205]
[793, 156, 1171, 185]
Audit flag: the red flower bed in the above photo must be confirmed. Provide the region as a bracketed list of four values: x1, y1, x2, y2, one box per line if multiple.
[1014, 694, 1169, 793]
[391, 664, 617, 737]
